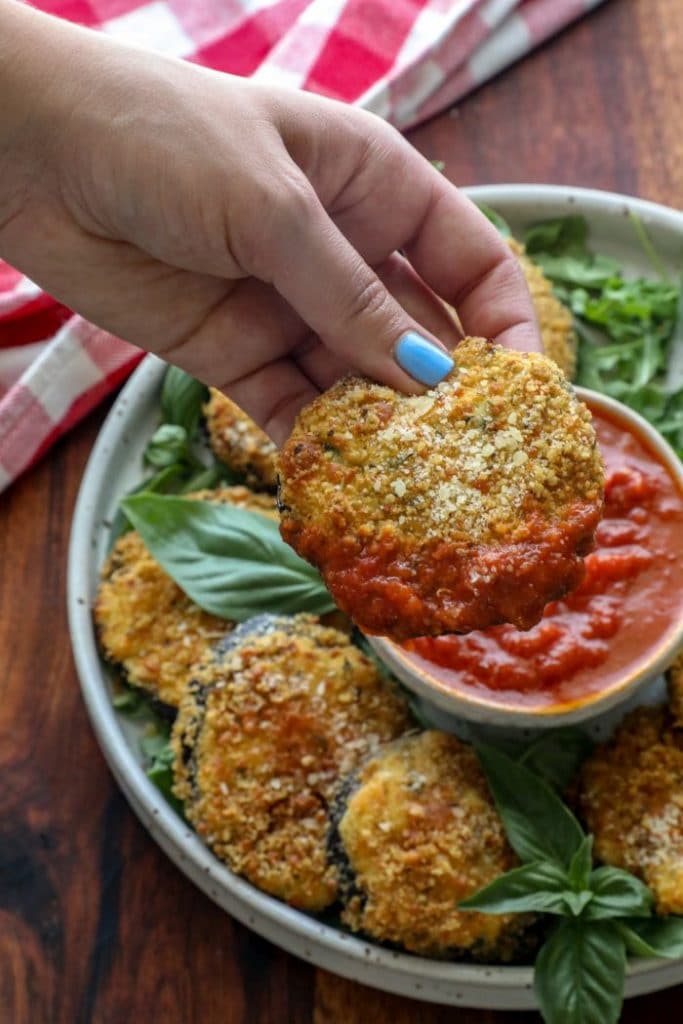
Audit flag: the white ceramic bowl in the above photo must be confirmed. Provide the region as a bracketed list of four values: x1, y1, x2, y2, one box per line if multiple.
[369, 387, 683, 730]
[68, 186, 683, 1008]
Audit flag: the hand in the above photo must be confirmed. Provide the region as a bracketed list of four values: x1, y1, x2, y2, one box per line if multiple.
[0, 2, 540, 442]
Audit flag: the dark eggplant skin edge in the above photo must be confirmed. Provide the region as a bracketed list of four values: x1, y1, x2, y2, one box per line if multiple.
[178, 613, 310, 811]
[326, 769, 368, 915]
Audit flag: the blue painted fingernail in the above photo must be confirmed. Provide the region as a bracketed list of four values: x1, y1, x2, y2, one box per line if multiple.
[394, 332, 454, 386]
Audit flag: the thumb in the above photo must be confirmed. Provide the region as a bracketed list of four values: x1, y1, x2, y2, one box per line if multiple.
[252, 177, 455, 391]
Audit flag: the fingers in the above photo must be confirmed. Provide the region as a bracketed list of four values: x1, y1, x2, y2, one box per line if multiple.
[279, 100, 541, 355]
[403, 178, 541, 353]
[225, 357, 319, 445]
[237, 168, 455, 392]
[376, 253, 462, 350]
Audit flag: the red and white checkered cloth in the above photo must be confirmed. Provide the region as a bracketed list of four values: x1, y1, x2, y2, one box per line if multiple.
[0, 0, 608, 491]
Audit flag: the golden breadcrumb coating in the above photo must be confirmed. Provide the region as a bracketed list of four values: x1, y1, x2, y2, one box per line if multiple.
[334, 731, 530, 959]
[579, 706, 683, 914]
[172, 615, 414, 912]
[95, 486, 276, 709]
[508, 238, 577, 380]
[666, 649, 683, 728]
[204, 388, 278, 490]
[279, 337, 603, 639]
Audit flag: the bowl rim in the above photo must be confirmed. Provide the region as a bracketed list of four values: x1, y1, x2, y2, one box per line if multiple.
[369, 386, 683, 729]
[67, 184, 683, 1006]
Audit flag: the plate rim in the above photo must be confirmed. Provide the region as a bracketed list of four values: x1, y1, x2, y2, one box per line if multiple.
[67, 184, 683, 1008]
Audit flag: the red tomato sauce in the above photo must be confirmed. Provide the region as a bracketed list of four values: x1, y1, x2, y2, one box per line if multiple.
[404, 405, 683, 710]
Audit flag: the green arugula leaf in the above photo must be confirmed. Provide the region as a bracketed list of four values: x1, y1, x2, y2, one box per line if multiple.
[583, 866, 654, 920]
[532, 253, 621, 289]
[476, 203, 512, 238]
[567, 835, 594, 892]
[517, 728, 593, 792]
[141, 729, 184, 815]
[475, 743, 585, 869]
[629, 211, 671, 282]
[112, 686, 146, 715]
[140, 732, 173, 760]
[160, 365, 207, 436]
[121, 494, 336, 620]
[534, 919, 626, 1024]
[618, 917, 683, 959]
[512, 210, 683, 458]
[459, 861, 569, 915]
[524, 216, 588, 256]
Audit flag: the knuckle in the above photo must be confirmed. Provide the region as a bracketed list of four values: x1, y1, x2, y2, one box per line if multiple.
[231, 172, 316, 279]
[340, 270, 391, 326]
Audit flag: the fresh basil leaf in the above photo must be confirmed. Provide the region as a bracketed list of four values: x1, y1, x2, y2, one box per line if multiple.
[459, 861, 569, 915]
[160, 365, 207, 436]
[583, 866, 654, 920]
[476, 204, 512, 238]
[534, 919, 626, 1024]
[567, 835, 594, 892]
[144, 424, 192, 468]
[179, 463, 240, 493]
[562, 891, 594, 917]
[618, 917, 683, 959]
[518, 728, 593, 792]
[475, 743, 585, 869]
[108, 464, 191, 547]
[121, 494, 336, 620]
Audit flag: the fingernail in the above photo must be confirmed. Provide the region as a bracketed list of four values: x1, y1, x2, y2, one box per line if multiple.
[394, 332, 454, 386]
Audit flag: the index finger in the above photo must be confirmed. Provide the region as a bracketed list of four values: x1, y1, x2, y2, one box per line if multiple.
[404, 170, 541, 354]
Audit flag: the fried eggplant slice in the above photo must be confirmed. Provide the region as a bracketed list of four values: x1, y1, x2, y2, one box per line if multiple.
[95, 486, 276, 711]
[279, 337, 603, 639]
[330, 731, 532, 960]
[579, 706, 683, 914]
[172, 614, 414, 911]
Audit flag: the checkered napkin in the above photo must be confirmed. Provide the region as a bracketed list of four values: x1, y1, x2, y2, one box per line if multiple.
[0, 0, 607, 491]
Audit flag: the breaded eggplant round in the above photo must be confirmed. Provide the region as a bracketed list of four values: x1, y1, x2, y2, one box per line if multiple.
[579, 706, 683, 914]
[95, 486, 276, 710]
[508, 238, 577, 380]
[172, 614, 414, 912]
[204, 388, 278, 490]
[278, 337, 604, 640]
[331, 731, 530, 959]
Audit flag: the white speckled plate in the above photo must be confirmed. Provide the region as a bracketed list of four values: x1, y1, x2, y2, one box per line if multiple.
[68, 186, 683, 1009]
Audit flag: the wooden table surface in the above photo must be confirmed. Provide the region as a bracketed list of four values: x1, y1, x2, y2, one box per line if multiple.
[2, 1, 682, 1021]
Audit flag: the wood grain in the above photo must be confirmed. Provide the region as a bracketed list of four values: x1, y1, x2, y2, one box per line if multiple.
[2, 1, 683, 1020]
